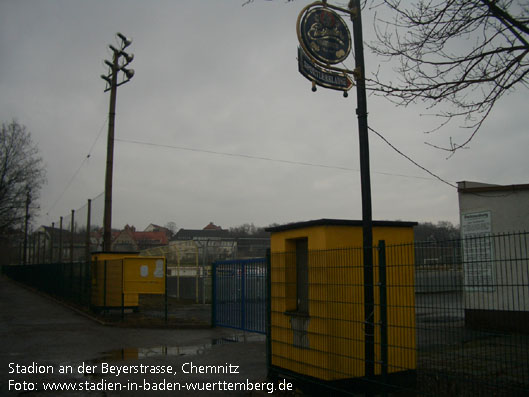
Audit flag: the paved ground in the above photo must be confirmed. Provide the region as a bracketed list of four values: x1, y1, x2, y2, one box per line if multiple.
[0, 276, 272, 396]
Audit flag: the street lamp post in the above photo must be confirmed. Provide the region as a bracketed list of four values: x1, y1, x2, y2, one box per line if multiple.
[350, 0, 375, 381]
[296, 0, 375, 381]
[101, 33, 134, 252]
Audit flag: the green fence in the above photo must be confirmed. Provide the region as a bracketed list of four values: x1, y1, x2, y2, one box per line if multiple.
[267, 232, 529, 396]
[3, 231, 528, 395]
[1, 260, 211, 327]
[2, 262, 91, 307]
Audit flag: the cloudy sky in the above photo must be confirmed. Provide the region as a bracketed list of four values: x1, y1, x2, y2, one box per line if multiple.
[1, 0, 527, 232]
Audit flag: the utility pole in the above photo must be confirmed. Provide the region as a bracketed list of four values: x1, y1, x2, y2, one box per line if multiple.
[101, 33, 134, 252]
[349, 0, 375, 380]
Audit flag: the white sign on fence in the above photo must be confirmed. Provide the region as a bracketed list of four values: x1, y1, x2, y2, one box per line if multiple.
[461, 211, 494, 292]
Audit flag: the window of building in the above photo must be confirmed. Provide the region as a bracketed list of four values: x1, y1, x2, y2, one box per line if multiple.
[285, 237, 309, 314]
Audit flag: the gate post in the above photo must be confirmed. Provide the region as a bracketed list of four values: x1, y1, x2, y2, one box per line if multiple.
[211, 261, 217, 328]
[378, 240, 388, 385]
[241, 261, 246, 330]
[266, 249, 272, 373]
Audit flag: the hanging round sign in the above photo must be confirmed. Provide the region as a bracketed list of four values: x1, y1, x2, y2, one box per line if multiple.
[299, 6, 352, 65]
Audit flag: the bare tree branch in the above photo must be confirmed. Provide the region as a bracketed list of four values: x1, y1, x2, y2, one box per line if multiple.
[246, 0, 527, 154]
[366, 0, 529, 153]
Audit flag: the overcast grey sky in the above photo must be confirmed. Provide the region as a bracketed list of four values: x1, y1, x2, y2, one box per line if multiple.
[1, 0, 527, 231]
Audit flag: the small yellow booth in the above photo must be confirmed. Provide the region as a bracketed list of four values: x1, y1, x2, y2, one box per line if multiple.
[91, 252, 166, 310]
[266, 218, 417, 390]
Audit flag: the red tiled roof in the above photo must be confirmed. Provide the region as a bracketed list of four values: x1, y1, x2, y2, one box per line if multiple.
[132, 231, 168, 245]
[203, 222, 222, 230]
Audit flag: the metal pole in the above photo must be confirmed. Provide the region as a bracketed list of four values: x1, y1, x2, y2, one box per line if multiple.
[211, 261, 217, 328]
[31, 233, 36, 264]
[121, 260, 124, 320]
[103, 260, 108, 313]
[22, 190, 31, 265]
[265, 249, 272, 373]
[59, 216, 63, 264]
[50, 222, 54, 263]
[103, 50, 119, 252]
[165, 259, 168, 324]
[70, 209, 75, 263]
[350, 0, 375, 380]
[36, 232, 41, 264]
[378, 240, 388, 388]
[241, 261, 246, 330]
[86, 199, 92, 264]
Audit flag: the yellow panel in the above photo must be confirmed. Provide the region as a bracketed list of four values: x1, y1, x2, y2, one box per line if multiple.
[270, 222, 417, 381]
[123, 257, 165, 294]
[90, 258, 140, 307]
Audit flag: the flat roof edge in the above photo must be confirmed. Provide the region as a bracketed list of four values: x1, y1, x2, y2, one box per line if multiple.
[265, 218, 418, 233]
[458, 183, 529, 193]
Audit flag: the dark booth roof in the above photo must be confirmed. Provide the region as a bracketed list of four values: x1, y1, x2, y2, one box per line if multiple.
[265, 218, 418, 233]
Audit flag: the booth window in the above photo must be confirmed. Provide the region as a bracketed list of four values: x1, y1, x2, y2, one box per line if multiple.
[285, 238, 309, 315]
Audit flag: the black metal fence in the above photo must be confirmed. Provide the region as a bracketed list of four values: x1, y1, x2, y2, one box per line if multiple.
[1, 259, 212, 328]
[2, 262, 91, 307]
[268, 232, 529, 396]
[3, 231, 528, 394]
[18, 193, 105, 266]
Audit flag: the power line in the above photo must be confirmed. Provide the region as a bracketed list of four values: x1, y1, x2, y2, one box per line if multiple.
[45, 116, 108, 217]
[45, 123, 456, 219]
[115, 137, 446, 182]
[116, 138, 356, 170]
[367, 125, 457, 189]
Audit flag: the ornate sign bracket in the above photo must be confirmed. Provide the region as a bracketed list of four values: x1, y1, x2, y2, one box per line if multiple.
[296, 1, 358, 94]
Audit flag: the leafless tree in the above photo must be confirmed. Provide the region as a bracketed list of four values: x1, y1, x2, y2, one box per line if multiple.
[0, 120, 46, 234]
[164, 221, 178, 236]
[364, 0, 528, 153]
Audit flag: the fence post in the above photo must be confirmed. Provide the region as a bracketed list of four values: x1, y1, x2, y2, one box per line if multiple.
[86, 199, 91, 264]
[177, 249, 181, 300]
[165, 259, 168, 324]
[84, 200, 91, 306]
[70, 209, 74, 264]
[266, 249, 271, 373]
[211, 261, 217, 328]
[50, 222, 55, 263]
[121, 259, 124, 321]
[378, 240, 388, 388]
[32, 234, 36, 264]
[58, 216, 63, 264]
[36, 232, 41, 264]
[103, 260, 107, 314]
[241, 260, 246, 330]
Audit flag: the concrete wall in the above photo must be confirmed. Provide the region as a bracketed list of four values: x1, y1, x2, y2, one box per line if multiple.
[458, 181, 529, 326]
[458, 181, 529, 233]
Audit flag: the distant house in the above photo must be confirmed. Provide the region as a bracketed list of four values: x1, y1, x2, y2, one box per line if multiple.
[144, 223, 173, 238]
[174, 229, 230, 241]
[111, 225, 168, 252]
[133, 230, 169, 250]
[172, 223, 235, 261]
[111, 225, 138, 252]
[203, 222, 222, 231]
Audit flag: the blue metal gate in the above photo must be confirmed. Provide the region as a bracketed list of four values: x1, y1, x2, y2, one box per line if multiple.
[212, 258, 267, 334]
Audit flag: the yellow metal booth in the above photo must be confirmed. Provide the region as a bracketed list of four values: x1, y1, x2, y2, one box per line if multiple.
[91, 252, 166, 310]
[266, 219, 417, 392]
